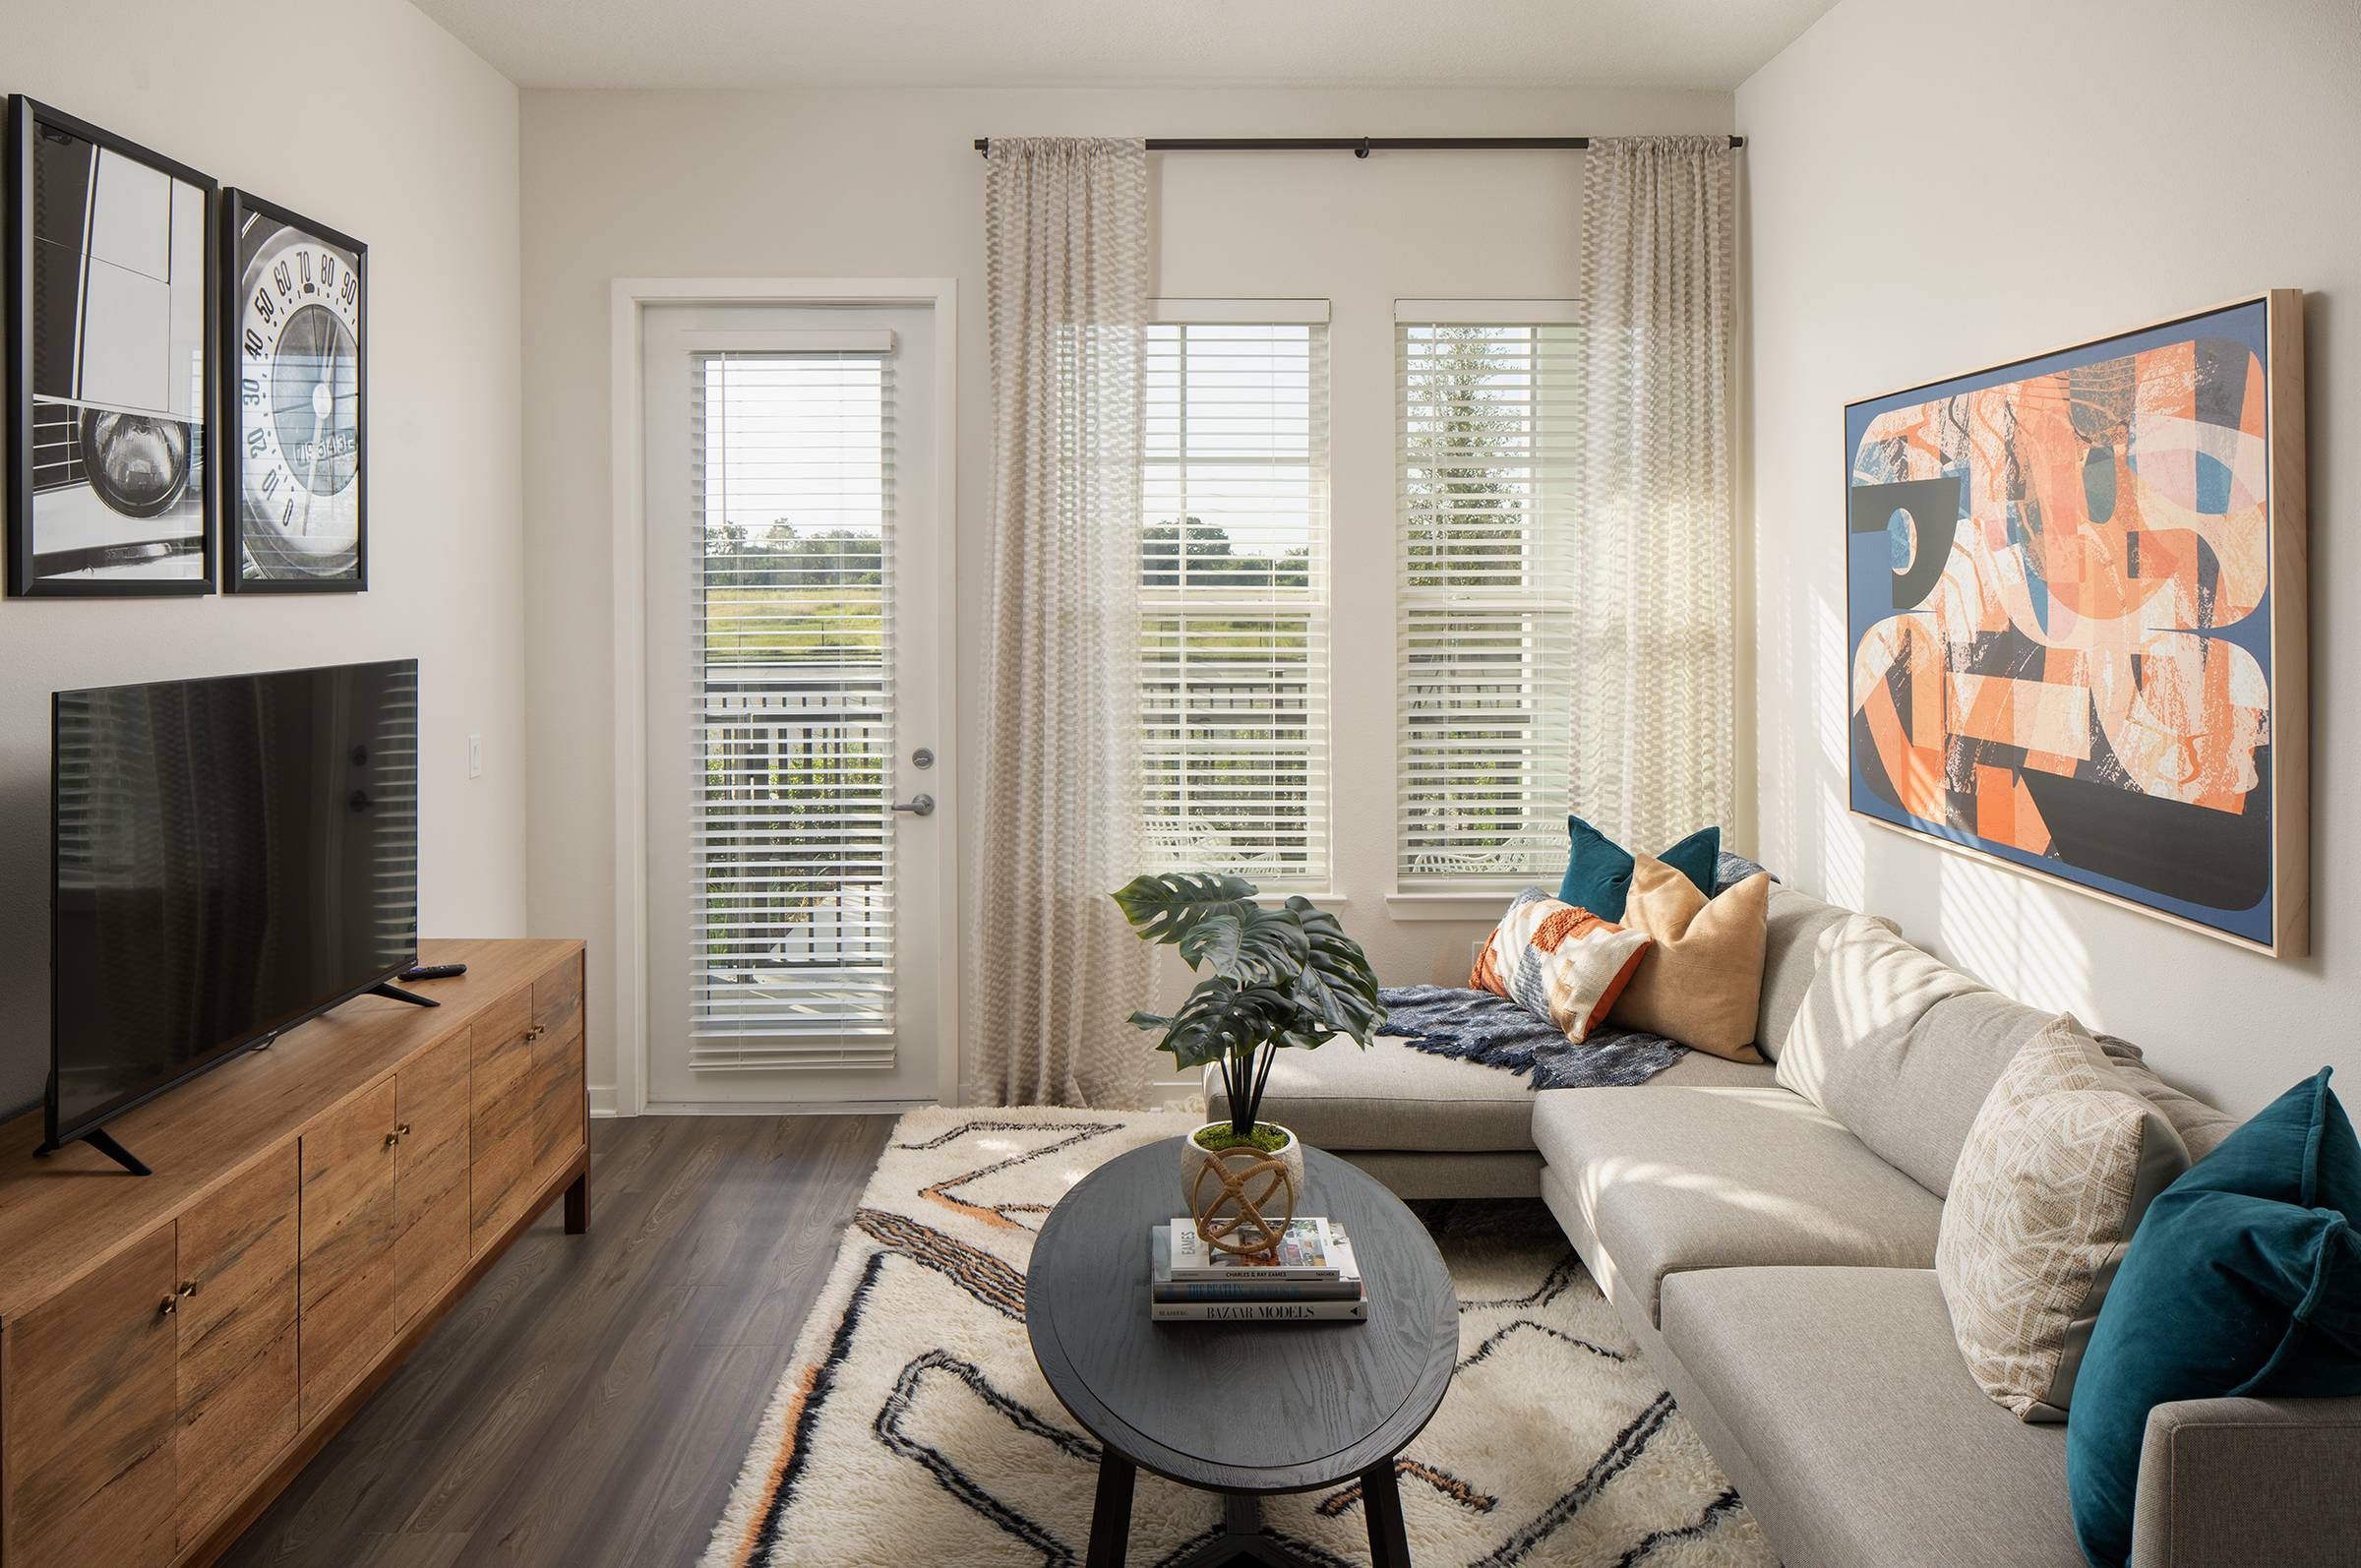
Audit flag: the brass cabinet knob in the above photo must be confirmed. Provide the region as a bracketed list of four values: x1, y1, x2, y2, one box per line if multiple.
[397, 1122, 413, 1137]
[385, 1131, 401, 1148]
[159, 1296, 178, 1316]
[176, 1280, 198, 1298]
[526, 1024, 546, 1042]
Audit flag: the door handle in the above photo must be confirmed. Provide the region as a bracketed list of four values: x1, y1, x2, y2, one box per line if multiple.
[891, 794, 937, 817]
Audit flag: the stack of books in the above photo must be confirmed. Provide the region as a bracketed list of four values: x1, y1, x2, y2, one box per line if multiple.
[1149, 1216, 1366, 1322]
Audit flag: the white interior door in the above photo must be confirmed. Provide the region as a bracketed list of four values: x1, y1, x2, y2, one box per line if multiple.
[641, 302, 948, 1108]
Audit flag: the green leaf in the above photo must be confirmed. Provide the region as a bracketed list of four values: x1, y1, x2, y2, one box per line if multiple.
[1289, 897, 1386, 1044]
[1180, 905, 1308, 986]
[1141, 979, 1304, 1070]
[1111, 872, 1259, 947]
[1120, 877, 1387, 1076]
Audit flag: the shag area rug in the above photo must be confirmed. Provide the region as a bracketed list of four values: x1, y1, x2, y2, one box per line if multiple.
[705, 1109, 1775, 1568]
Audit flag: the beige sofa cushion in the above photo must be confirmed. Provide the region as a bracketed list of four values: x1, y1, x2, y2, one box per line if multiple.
[1754, 885, 1887, 1058]
[2098, 1038, 2244, 1161]
[1532, 1076, 1942, 1324]
[1205, 1034, 1541, 1152]
[1661, 1266, 2088, 1568]
[1609, 859, 1770, 1062]
[1937, 1015, 2190, 1421]
[1777, 916, 2052, 1196]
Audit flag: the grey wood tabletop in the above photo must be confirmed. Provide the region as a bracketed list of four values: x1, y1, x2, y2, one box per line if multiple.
[1026, 1139, 1459, 1496]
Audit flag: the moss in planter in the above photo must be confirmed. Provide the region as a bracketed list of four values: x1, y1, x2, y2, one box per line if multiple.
[1194, 1123, 1291, 1155]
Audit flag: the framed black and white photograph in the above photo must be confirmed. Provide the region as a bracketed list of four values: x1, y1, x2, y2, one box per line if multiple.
[7, 97, 215, 596]
[220, 189, 365, 591]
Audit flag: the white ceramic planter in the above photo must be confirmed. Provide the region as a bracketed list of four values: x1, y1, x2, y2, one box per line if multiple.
[1180, 1121, 1304, 1253]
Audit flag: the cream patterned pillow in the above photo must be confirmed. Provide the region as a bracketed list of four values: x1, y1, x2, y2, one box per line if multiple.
[1936, 1014, 2190, 1421]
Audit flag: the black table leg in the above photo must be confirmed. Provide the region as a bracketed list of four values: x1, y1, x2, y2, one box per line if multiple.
[1086, 1450, 1136, 1568]
[1362, 1459, 1411, 1568]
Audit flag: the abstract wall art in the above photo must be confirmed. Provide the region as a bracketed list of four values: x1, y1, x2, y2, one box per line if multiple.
[1845, 293, 2307, 955]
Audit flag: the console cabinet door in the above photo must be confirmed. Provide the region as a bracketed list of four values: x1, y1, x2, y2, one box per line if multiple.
[469, 986, 540, 1251]
[530, 954, 587, 1186]
[298, 1080, 399, 1427]
[176, 1144, 300, 1548]
[0, 1226, 179, 1567]
[395, 1028, 472, 1326]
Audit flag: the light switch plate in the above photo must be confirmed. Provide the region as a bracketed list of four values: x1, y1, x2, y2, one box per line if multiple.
[467, 733, 483, 778]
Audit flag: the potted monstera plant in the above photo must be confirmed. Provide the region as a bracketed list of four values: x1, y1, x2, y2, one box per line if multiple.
[1114, 873, 1386, 1248]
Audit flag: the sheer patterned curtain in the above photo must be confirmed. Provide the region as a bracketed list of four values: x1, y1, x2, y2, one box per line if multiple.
[1572, 137, 1738, 848]
[973, 138, 1153, 1108]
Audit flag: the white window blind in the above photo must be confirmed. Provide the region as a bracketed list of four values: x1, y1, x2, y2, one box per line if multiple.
[1142, 309, 1331, 885]
[689, 345, 897, 1070]
[1396, 309, 1581, 882]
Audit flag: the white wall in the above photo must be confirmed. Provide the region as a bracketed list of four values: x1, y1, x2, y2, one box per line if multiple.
[1738, 0, 2361, 1116]
[516, 86, 1736, 1109]
[0, 0, 527, 1115]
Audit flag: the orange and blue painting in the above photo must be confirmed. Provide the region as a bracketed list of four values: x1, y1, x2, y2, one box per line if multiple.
[1846, 299, 2286, 945]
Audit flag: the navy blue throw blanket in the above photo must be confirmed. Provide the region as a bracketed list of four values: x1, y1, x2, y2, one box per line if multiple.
[1379, 851, 1772, 1090]
[1377, 988, 1685, 1089]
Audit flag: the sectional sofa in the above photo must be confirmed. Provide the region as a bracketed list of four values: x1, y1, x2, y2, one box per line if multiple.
[1208, 882, 2361, 1568]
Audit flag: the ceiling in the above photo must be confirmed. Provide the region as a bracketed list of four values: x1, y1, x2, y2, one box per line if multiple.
[414, 0, 1835, 92]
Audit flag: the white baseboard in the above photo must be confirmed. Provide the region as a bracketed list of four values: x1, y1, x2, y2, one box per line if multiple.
[590, 1083, 621, 1117]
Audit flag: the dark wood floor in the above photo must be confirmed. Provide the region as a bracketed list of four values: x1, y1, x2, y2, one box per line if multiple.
[220, 1113, 895, 1568]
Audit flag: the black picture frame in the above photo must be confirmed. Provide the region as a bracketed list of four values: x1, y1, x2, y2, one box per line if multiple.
[219, 188, 367, 592]
[7, 96, 218, 597]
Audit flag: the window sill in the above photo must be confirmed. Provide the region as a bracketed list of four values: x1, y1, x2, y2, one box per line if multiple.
[1383, 890, 1520, 923]
[1249, 890, 1348, 909]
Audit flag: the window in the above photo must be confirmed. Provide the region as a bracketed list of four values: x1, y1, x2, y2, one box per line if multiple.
[1396, 304, 1581, 882]
[689, 344, 896, 1065]
[1142, 304, 1331, 885]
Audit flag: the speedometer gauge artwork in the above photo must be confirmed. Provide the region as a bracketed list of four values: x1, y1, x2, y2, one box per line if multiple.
[221, 190, 365, 590]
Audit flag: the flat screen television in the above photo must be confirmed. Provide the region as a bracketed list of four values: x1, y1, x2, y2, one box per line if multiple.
[44, 658, 420, 1171]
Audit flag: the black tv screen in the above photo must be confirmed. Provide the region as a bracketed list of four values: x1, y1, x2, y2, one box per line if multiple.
[48, 659, 419, 1146]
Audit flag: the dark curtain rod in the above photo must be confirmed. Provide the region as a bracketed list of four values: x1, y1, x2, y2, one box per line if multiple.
[972, 135, 1744, 156]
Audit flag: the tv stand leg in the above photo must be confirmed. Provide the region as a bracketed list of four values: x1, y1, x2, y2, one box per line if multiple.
[564, 1166, 590, 1234]
[368, 981, 441, 1008]
[83, 1128, 152, 1176]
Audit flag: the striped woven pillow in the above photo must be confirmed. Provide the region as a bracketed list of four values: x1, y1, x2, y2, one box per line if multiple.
[1471, 888, 1653, 1045]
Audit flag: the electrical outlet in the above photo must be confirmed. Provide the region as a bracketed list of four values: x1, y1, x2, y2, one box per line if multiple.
[467, 733, 483, 778]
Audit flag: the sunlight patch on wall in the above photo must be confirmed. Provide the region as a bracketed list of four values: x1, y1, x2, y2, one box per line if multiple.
[1936, 852, 2092, 1017]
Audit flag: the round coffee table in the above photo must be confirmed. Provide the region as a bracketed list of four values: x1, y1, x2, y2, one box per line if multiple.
[1026, 1140, 1458, 1568]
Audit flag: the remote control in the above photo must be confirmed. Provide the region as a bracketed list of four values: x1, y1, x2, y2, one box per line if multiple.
[399, 962, 468, 982]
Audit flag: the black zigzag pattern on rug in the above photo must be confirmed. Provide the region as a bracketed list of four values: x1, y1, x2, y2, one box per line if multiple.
[748, 1248, 895, 1563]
[1468, 1392, 1680, 1568]
[746, 1208, 1041, 1560]
[875, 1348, 1103, 1567]
[1612, 1489, 1748, 1568]
[1456, 1254, 1589, 1313]
[1459, 1318, 1630, 1370]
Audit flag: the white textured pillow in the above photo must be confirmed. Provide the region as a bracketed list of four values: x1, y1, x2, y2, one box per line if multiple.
[1936, 1014, 2190, 1421]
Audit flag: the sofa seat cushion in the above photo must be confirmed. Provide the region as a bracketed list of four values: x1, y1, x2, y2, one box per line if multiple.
[1204, 1034, 1543, 1152]
[1533, 1077, 1941, 1323]
[1661, 1266, 2087, 1568]
[1206, 1032, 1775, 1156]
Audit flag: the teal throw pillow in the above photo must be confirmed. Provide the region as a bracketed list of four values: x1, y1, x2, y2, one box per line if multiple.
[1556, 816, 1719, 922]
[2066, 1069, 2361, 1567]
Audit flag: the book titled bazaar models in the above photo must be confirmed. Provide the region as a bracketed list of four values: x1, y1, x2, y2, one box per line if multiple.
[1167, 1217, 1352, 1280]
[1150, 1294, 1368, 1322]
